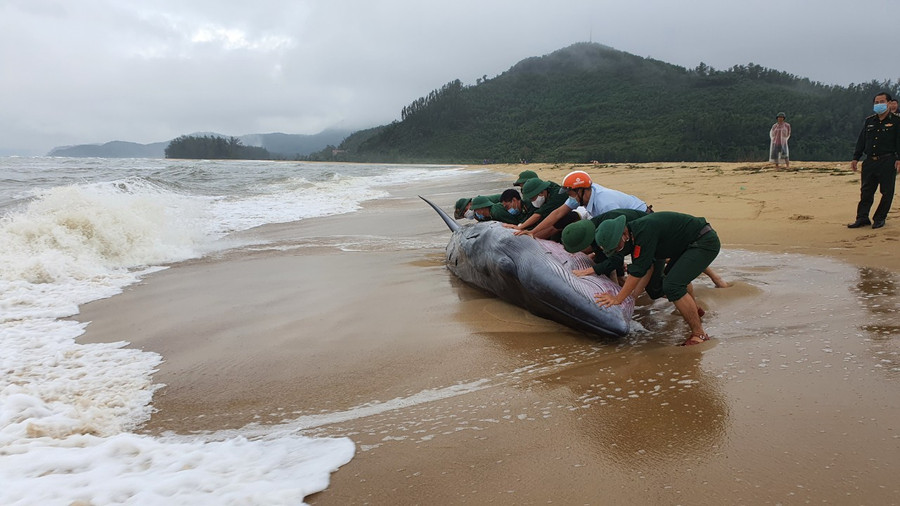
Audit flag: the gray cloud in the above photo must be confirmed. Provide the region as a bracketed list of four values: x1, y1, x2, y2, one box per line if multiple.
[0, 0, 889, 155]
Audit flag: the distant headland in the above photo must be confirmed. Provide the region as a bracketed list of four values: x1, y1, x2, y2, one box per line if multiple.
[47, 130, 352, 159]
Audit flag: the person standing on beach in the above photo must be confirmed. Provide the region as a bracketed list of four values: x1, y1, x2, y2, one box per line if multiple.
[593, 212, 720, 346]
[848, 92, 900, 229]
[520, 171, 648, 240]
[769, 112, 791, 170]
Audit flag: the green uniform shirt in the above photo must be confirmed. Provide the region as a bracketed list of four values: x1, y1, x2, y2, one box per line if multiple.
[471, 194, 503, 222]
[535, 182, 570, 218]
[588, 209, 648, 275]
[490, 203, 519, 224]
[522, 199, 538, 224]
[499, 199, 536, 225]
[623, 211, 708, 278]
[521, 200, 537, 221]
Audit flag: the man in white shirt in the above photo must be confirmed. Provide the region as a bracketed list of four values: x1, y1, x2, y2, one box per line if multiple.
[525, 170, 648, 239]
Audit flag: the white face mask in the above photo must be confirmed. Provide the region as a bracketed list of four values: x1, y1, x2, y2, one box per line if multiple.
[532, 195, 546, 208]
[464, 209, 475, 220]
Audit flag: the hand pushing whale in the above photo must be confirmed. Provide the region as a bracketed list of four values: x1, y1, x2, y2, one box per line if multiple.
[420, 195, 634, 337]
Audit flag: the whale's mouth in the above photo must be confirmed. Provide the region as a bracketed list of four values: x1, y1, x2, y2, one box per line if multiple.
[535, 298, 630, 337]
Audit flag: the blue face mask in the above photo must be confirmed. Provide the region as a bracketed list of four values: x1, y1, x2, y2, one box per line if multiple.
[874, 103, 889, 115]
[508, 208, 520, 216]
[475, 213, 489, 221]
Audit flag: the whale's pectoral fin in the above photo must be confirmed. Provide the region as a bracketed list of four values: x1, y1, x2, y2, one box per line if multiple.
[496, 256, 516, 276]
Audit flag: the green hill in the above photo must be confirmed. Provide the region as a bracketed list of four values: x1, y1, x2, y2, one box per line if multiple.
[317, 43, 898, 163]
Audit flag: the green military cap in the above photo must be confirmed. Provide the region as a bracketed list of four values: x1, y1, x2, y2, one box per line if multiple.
[514, 170, 539, 185]
[594, 215, 627, 253]
[470, 195, 494, 210]
[521, 178, 551, 200]
[561, 219, 596, 253]
[454, 197, 472, 219]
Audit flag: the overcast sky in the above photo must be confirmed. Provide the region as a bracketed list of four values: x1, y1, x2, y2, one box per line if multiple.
[0, 0, 893, 155]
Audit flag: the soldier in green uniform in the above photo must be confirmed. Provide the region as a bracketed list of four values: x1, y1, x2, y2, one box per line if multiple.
[469, 195, 519, 224]
[498, 188, 535, 225]
[454, 194, 501, 220]
[561, 209, 652, 286]
[511, 178, 580, 239]
[848, 91, 900, 229]
[593, 211, 720, 346]
[513, 170, 539, 187]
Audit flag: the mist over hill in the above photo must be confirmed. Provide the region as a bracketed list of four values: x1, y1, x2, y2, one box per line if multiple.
[48, 130, 352, 159]
[314, 43, 897, 164]
[47, 43, 898, 164]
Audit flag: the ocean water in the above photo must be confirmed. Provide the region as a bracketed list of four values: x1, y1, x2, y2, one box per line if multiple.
[0, 157, 478, 505]
[7, 157, 898, 504]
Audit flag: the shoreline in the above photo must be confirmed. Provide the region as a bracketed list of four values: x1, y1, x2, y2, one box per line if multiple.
[477, 161, 900, 273]
[70, 161, 900, 504]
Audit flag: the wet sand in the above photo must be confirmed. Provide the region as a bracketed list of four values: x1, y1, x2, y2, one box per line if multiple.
[76, 162, 900, 504]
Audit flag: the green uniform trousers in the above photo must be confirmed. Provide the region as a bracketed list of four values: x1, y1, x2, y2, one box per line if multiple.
[661, 230, 720, 302]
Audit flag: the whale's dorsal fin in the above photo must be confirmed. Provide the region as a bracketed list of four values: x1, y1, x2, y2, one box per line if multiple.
[419, 195, 460, 232]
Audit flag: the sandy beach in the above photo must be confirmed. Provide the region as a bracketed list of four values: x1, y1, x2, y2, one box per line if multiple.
[490, 161, 900, 272]
[75, 161, 900, 504]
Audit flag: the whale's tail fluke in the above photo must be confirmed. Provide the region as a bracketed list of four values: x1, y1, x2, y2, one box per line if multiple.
[419, 195, 460, 232]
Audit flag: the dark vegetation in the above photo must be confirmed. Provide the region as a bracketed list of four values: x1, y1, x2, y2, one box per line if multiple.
[165, 135, 271, 159]
[310, 43, 900, 164]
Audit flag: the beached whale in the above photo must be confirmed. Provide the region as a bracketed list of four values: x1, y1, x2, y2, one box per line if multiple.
[420, 196, 634, 337]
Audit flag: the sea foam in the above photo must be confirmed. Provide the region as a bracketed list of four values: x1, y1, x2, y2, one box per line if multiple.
[0, 160, 469, 504]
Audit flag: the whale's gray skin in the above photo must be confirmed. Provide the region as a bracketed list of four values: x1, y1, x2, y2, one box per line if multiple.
[420, 196, 633, 337]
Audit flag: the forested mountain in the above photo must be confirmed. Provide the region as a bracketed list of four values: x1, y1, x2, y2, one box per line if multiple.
[316, 43, 899, 163]
[49, 130, 351, 159]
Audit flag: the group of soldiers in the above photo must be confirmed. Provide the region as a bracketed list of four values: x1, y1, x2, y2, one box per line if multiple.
[439, 92, 900, 345]
[453, 169, 725, 346]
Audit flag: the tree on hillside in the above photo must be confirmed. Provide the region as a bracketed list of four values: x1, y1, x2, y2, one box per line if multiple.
[165, 135, 271, 160]
[401, 80, 464, 121]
